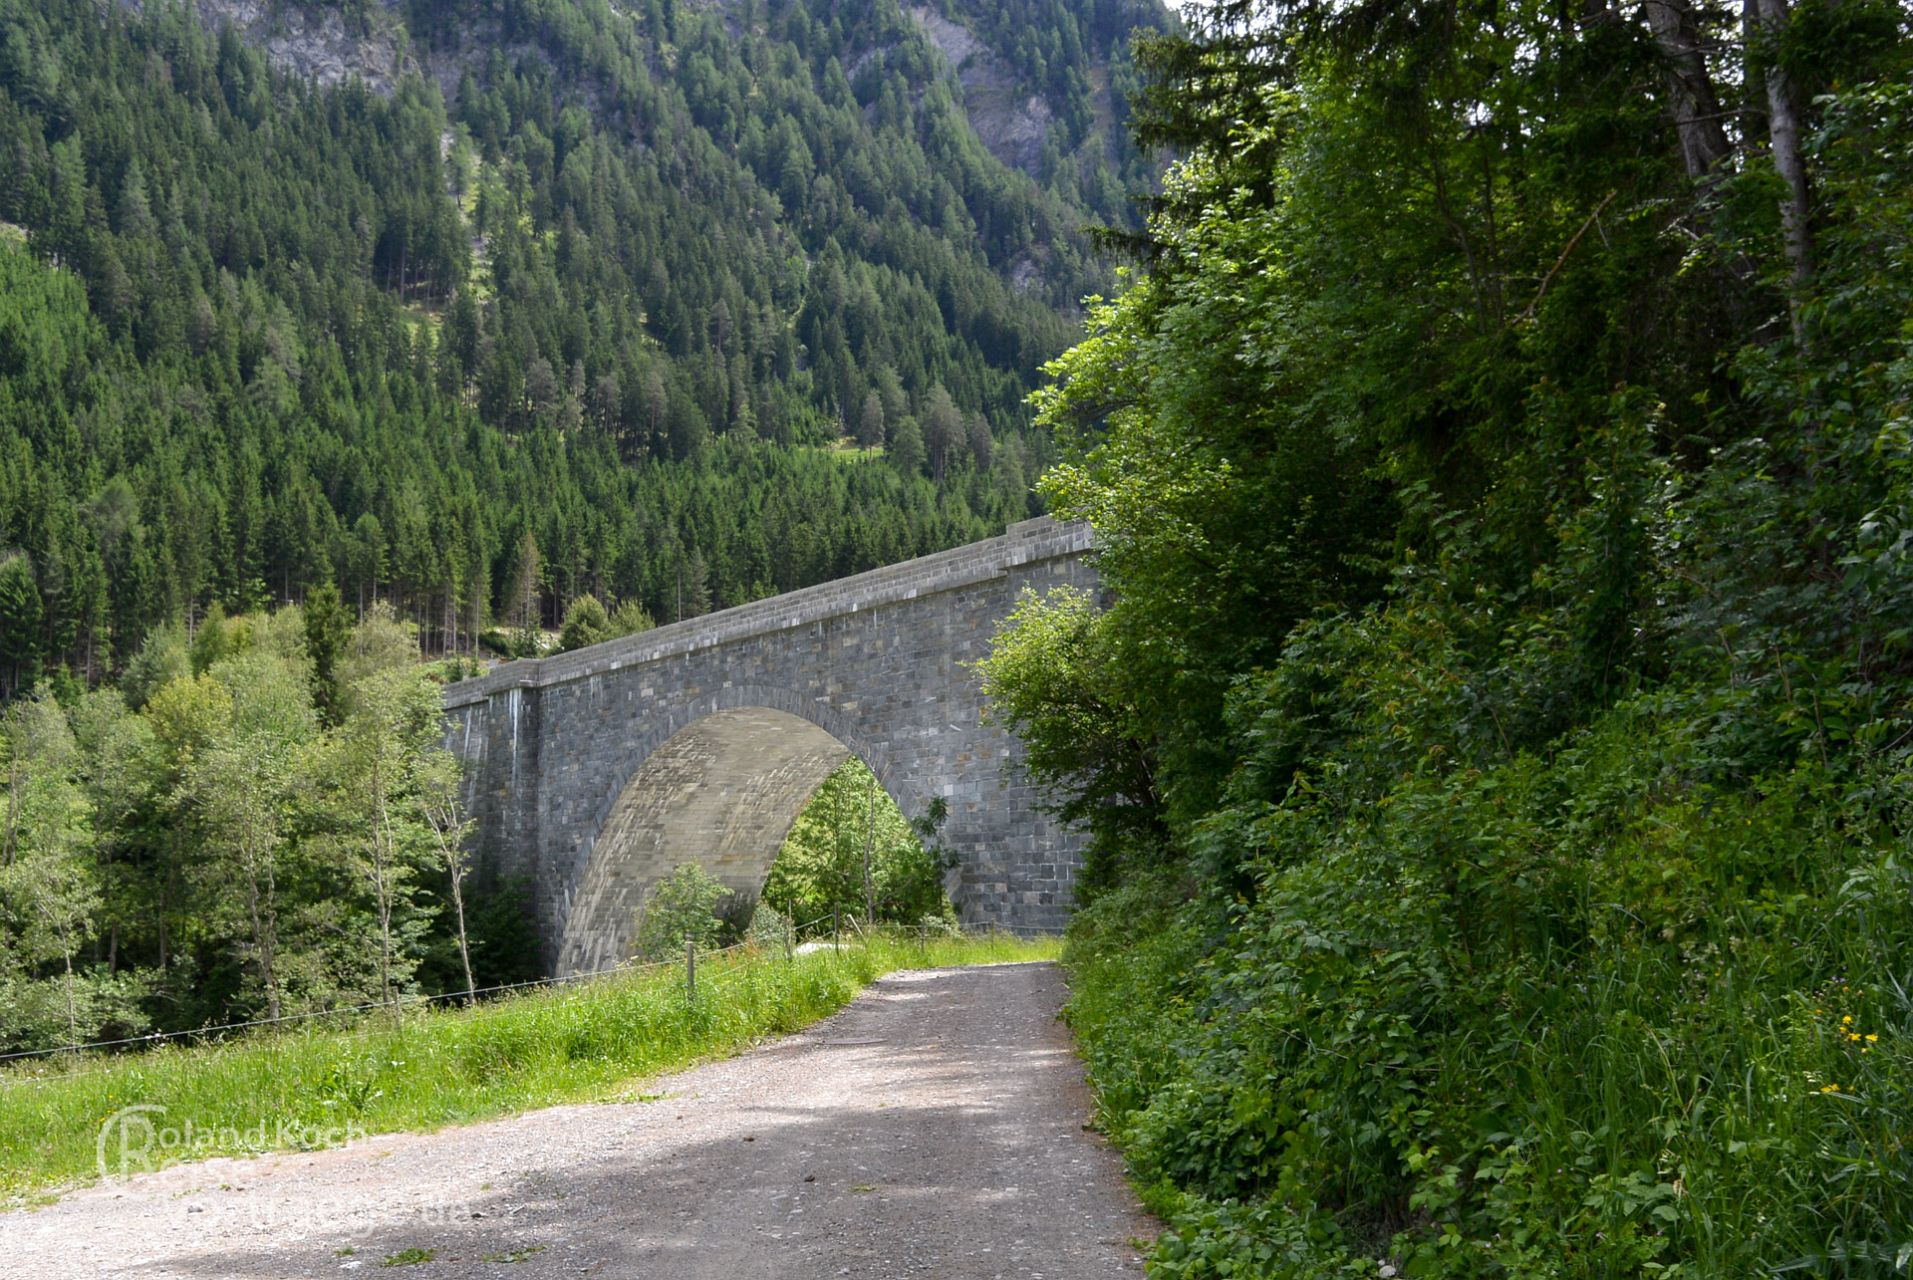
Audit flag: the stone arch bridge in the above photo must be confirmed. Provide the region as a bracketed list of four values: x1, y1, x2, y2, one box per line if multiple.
[443, 517, 1095, 975]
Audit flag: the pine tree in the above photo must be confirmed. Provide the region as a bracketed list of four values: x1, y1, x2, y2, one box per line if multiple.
[921, 384, 963, 482]
[501, 529, 543, 652]
[678, 548, 713, 620]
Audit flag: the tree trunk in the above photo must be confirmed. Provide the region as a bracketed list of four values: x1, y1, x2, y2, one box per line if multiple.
[375, 811, 393, 1006]
[1642, 0, 1734, 181]
[1754, 0, 1813, 342]
[449, 858, 475, 1004]
[862, 771, 877, 925]
[242, 830, 282, 1022]
[425, 775, 477, 1004]
[259, 831, 281, 1020]
[4, 750, 20, 867]
[371, 740, 398, 1009]
[59, 923, 78, 1045]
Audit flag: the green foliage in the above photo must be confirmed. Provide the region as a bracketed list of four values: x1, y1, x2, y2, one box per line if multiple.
[632, 863, 729, 961]
[1072, 676, 1913, 1275]
[557, 593, 612, 653]
[328, 664, 449, 1005]
[0, 603, 489, 1053]
[977, 585, 1163, 887]
[0, 966, 150, 1055]
[1005, 2, 1913, 1274]
[0, 551, 43, 695]
[459, 877, 543, 990]
[118, 623, 188, 710]
[182, 648, 315, 1020]
[303, 582, 351, 727]
[0, 689, 109, 1046]
[608, 598, 655, 638]
[887, 415, 927, 478]
[761, 758, 953, 929]
[744, 899, 792, 952]
[189, 604, 232, 676]
[381, 1248, 436, 1268]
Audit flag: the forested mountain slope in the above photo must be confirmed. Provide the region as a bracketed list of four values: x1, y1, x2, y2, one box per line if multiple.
[0, 0, 1168, 684]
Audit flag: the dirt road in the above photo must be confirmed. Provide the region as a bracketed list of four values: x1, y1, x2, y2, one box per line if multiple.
[3, 963, 1155, 1278]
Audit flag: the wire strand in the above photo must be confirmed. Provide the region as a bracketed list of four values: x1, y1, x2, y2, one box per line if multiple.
[0, 921, 1053, 1082]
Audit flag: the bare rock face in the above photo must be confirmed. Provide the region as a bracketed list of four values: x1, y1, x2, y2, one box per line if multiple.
[125, 0, 413, 91]
[908, 7, 1054, 178]
[122, 0, 557, 113]
[1006, 251, 1047, 295]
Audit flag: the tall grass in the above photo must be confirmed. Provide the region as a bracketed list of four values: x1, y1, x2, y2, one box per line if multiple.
[0, 930, 1057, 1198]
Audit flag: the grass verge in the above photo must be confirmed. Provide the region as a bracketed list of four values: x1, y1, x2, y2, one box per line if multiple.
[0, 930, 1057, 1199]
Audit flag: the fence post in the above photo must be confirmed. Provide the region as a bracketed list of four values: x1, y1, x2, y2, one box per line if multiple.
[833, 909, 841, 955]
[686, 939, 696, 1006]
[784, 916, 794, 962]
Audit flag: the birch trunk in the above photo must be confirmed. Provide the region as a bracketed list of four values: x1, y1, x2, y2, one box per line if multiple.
[1642, 0, 1734, 181]
[1754, 0, 1813, 342]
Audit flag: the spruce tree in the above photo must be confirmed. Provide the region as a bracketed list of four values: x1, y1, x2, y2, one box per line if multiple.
[303, 581, 351, 727]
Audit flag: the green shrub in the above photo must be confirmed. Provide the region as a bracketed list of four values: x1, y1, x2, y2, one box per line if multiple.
[632, 864, 730, 961]
[1064, 660, 1913, 1277]
[744, 900, 792, 951]
[557, 595, 613, 653]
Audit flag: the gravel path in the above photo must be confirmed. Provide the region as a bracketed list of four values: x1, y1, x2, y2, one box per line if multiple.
[3, 963, 1155, 1278]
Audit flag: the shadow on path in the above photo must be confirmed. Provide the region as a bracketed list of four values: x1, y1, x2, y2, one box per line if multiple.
[13, 964, 1154, 1279]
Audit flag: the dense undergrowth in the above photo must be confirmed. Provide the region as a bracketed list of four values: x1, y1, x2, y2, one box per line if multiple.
[1065, 688, 1913, 1275]
[983, 2, 1913, 1274]
[0, 929, 1055, 1197]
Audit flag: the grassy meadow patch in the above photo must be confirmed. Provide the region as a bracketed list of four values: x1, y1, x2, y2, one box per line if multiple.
[0, 930, 1057, 1198]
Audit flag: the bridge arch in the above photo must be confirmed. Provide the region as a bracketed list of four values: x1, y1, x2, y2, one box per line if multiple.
[554, 686, 929, 975]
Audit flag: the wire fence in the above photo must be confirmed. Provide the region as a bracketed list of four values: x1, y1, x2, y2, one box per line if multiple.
[0, 914, 1057, 1085]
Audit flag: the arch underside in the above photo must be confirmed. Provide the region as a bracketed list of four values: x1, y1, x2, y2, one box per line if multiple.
[556, 707, 854, 975]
